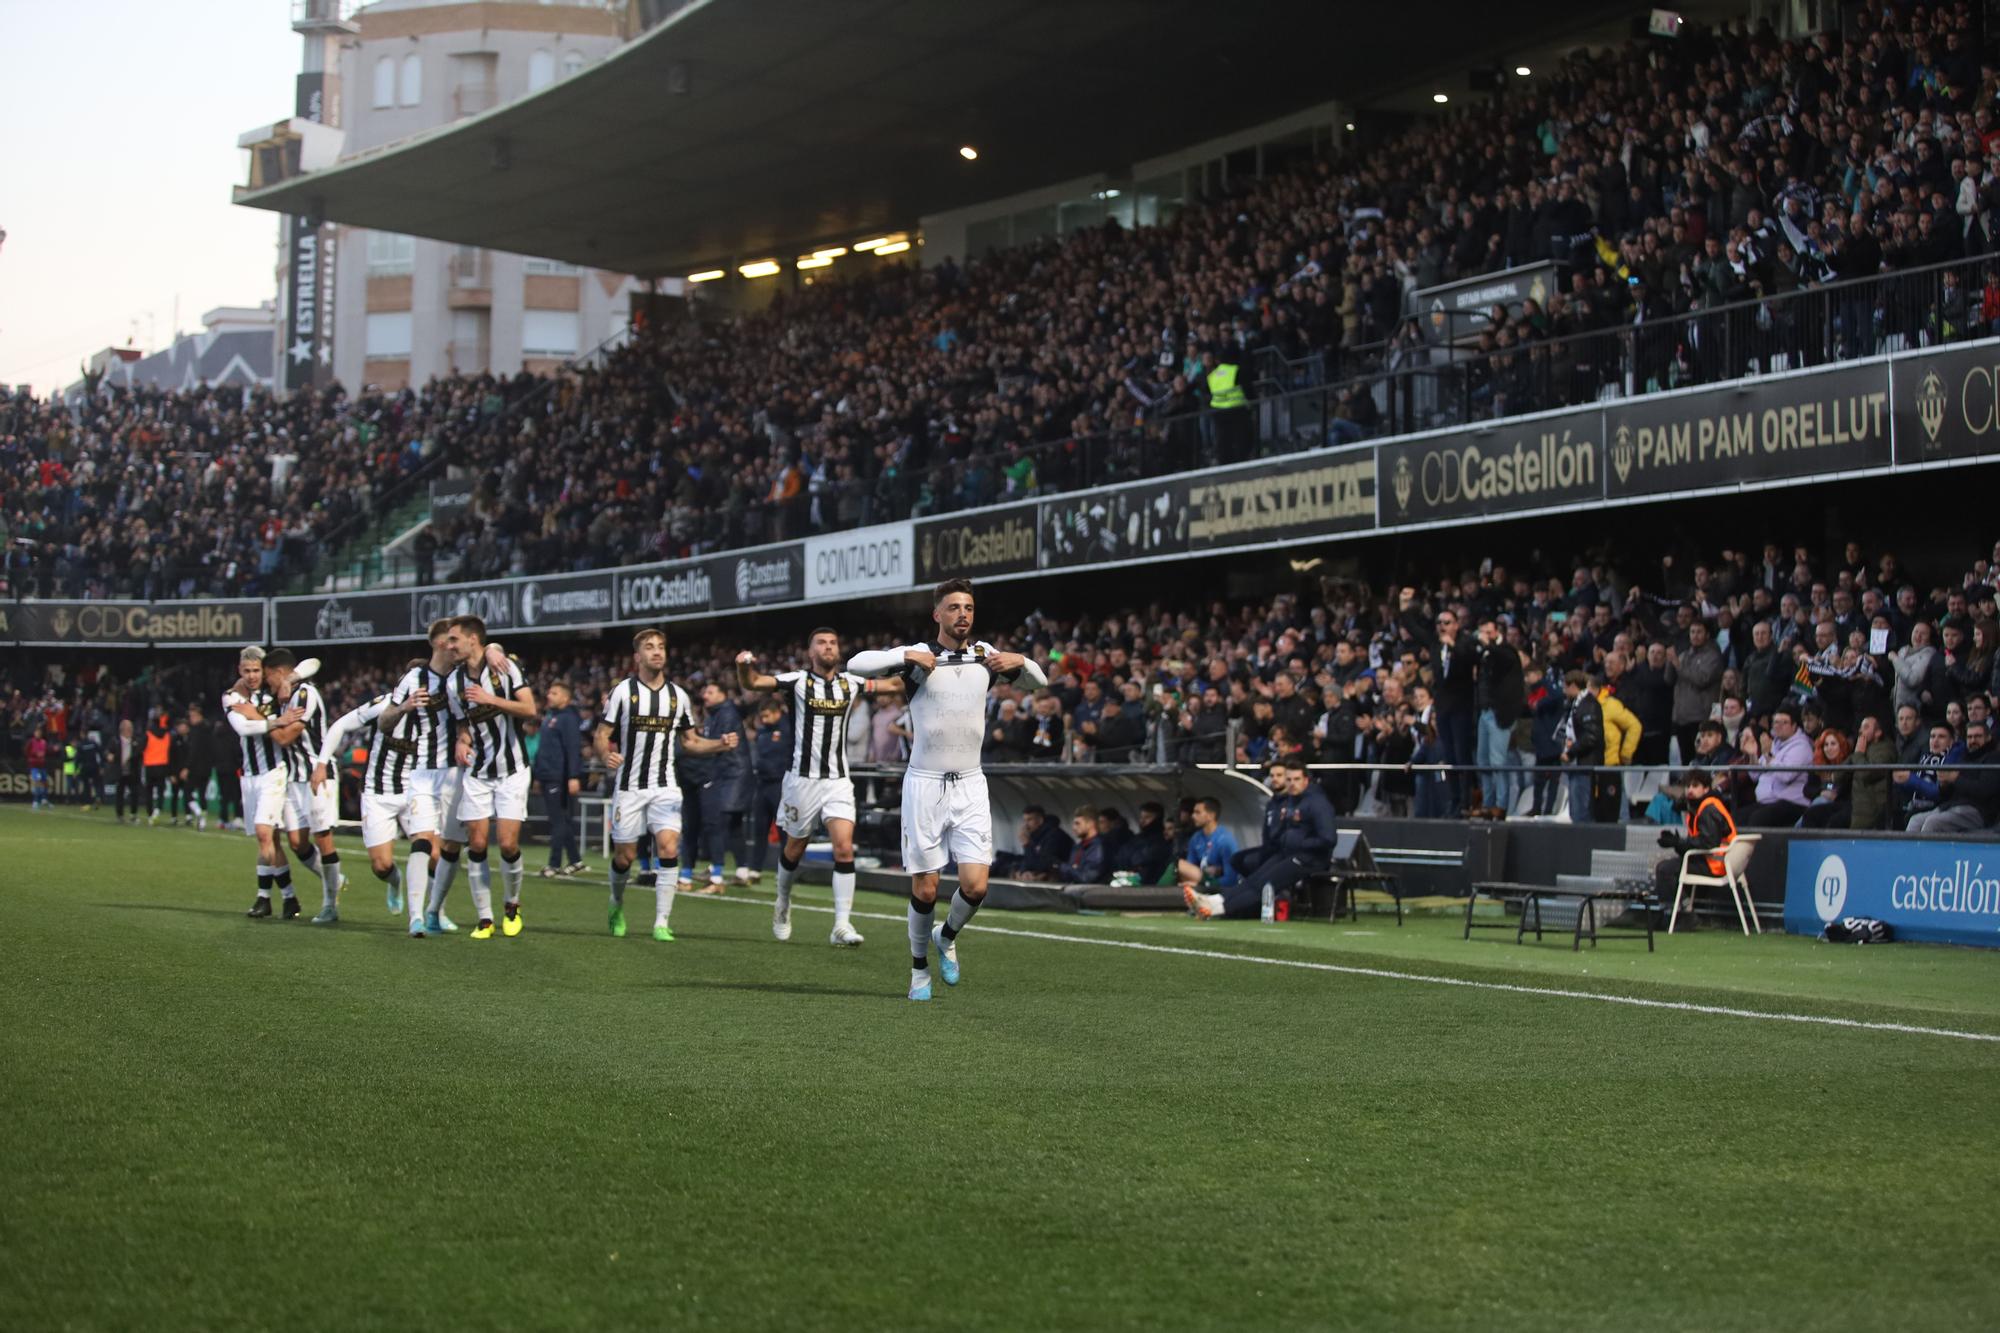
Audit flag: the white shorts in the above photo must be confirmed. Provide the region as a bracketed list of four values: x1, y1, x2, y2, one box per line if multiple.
[900, 770, 992, 875]
[459, 769, 531, 823]
[361, 790, 418, 849]
[613, 787, 683, 846]
[284, 779, 339, 834]
[778, 774, 857, 839]
[406, 768, 466, 842]
[243, 768, 288, 836]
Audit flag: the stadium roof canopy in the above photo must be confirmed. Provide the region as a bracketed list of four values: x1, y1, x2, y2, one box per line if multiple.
[235, 0, 1611, 278]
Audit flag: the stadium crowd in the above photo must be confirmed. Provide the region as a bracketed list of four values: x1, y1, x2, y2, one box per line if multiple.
[7, 4, 2000, 599]
[11, 527, 2000, 845]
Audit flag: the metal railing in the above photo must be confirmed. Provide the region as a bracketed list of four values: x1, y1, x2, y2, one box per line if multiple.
[660, 250, 1997, 548]
[286, 321, 638, 593]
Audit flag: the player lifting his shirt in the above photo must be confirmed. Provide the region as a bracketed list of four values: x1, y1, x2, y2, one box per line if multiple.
[735, 627, 885, 948]
[846, 578, 1047, 1001]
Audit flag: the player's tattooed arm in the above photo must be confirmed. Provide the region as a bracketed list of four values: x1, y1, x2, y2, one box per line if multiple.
[595, 723, 622, 769]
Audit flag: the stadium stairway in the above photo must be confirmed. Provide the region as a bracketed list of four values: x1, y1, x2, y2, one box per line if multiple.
[288, 490, 434, 594]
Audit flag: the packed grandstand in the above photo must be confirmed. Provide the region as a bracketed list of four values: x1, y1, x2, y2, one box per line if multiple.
[7, 2, 2000, 600]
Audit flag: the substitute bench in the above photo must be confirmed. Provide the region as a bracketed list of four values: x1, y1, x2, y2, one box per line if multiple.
[1465, 881, 1659, 952]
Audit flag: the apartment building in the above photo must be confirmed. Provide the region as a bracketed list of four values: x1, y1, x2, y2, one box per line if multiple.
[330, 0, 637, 388]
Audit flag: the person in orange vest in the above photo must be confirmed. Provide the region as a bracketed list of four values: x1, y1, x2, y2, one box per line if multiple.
[142, 713, 174, 826]
[1654, 767, 1737, 928]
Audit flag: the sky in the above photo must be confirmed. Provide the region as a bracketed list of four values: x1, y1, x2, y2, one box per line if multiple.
[0, 1, 299, 392]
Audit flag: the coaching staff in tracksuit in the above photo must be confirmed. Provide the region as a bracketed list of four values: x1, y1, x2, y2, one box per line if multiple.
[691, 682, 751, 888]
[533, 681, 587, 875]
[747, 699, 792, 879]
[1212, 758, 1337, 918]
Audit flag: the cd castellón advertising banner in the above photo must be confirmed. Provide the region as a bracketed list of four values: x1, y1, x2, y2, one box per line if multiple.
[1891, 341, 2000, 464]
[3, 599, 266, 647]
[1377, 418, 1601, 525]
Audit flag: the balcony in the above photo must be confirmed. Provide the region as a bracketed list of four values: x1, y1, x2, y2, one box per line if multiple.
[291, 0, 358, 33]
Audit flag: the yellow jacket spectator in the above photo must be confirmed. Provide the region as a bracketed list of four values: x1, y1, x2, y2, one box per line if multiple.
[1598, 686, 1642, 765]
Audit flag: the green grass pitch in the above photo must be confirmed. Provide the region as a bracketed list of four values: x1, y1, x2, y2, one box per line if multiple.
[4, 804, 1998, 1331]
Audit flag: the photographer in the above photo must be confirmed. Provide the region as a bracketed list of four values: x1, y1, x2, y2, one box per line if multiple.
[1653, 768, 1738, 927]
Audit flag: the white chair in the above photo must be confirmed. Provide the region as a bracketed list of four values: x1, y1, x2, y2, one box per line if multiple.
[1670, 833, 1760, 935]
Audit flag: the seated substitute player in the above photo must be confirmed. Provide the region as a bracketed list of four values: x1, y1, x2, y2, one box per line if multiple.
[224, 646, 307, 918]
[596, 627, 740, 942]
[735, 627, 886, 947]
[847, 578, 1047, 1001]
[443, 616, 537, 939]
[311, 674, 422, 924]
[1183, 759, 1334, 920]
[1174, 797, 1240, 896]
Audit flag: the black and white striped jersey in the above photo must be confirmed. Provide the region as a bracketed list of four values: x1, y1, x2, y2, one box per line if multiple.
[774, 670, 866, 779]
[284, 681, 328, 784]
[446, 659, 528, 780]
[600, 675, 695, 793]
[222, 686, 283, 777]
[361, 694, 427, 797]
[388, 665, 455, 771]
[315, 694, 410, 798]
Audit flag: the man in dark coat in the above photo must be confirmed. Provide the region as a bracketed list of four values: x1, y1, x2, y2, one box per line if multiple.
[692, 682, 750, 889]
[1401, 589, 1477, 814]
[1560, 670, 1605, 823]
[531, 681, 588, 875]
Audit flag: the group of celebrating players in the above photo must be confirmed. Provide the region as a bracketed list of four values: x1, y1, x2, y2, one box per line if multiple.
[227, 577, 1042, 1000]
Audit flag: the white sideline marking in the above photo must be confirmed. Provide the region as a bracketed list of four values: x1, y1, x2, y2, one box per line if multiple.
[701, 894, 2000, 1046]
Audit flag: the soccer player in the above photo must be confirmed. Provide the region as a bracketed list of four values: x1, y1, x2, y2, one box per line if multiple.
[312, 667, 425, 923]
[223, 647, 306, 918]
[596, 627, 739, 942]
[735, 627, 886, 946]
[443, 616, 537, 939]
[376, 622, 520, 936]
[846, 579, 1046, 1000]
[376, 623, 467, 937]
[275, 653, 347, 924]
[1175, 798, 1240, 897]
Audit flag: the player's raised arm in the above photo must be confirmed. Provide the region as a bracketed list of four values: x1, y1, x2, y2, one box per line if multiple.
[316, 696, 383, 770]
[849, 645, 929, 676]
[735, 651, 780, 692]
